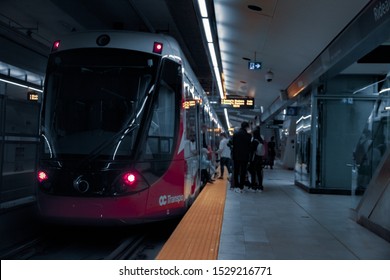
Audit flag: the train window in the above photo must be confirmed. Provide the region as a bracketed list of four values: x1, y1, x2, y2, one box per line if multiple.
[42, 48, 158, 158]
[143, 59, 181, 169]
[146, 85, 175, 156]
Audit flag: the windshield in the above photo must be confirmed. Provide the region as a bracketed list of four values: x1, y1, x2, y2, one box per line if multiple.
[41, 48, 159, 160]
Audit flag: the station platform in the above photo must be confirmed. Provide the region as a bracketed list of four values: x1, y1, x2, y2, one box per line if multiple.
[157, 162, 390, 260]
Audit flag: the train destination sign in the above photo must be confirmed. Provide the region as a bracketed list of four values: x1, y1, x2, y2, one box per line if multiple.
[27, 91, 39, 102]
[183, 98, 202, 109]
[221, 97, 255, 109]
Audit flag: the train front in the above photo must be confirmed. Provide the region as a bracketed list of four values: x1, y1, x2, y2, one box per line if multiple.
[36, 32, 185, 225]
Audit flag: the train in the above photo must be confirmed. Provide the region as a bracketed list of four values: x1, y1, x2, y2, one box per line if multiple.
[36, 30, 223, 225]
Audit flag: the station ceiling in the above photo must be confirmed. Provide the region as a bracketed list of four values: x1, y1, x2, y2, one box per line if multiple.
[1, 0, 389, 130]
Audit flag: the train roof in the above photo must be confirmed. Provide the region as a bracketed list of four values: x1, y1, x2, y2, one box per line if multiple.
[50, 30, 212, 110]
[50, 30, 184, 62]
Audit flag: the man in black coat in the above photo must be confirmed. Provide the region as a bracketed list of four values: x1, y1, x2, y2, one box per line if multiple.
[232, 121, 252, 193]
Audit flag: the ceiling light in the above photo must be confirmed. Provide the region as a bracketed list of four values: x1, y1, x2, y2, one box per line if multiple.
[208, 43, 218, 67]
[224, 108, 231, 130]
[0, 78, 43, 92]
[196, 0, 224, 100]
[242, 57, 251, 61]
[202, 18, 213, 42]
[197, 0, 208, 17]
[214, 66, 224, 99]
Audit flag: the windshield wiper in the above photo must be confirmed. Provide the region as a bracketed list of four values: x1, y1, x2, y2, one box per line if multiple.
[75, 80, 154, 168]
[76, 123, 139, 168]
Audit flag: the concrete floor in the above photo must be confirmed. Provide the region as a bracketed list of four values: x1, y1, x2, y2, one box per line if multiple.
[218, 164, 390, 260]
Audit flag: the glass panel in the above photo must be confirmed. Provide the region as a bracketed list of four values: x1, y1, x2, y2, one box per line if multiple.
[2, 143, 36, 174]
[5, 99, 39, 136]
[1, 142, 37, 202]
[354, 78, 390, 194]
[295, 98, 312, 188]
[42, 48, 158, 159]
[311, 75, 381, 192]
[145, 59, 181, 162]
[0, 94, 3, 195]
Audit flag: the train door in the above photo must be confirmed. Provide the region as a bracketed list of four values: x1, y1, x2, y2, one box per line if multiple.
[183, 88, 202, 201]
[194, 103, 202, 191]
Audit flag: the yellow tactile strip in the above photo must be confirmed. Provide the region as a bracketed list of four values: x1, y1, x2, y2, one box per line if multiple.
[156, 179, 227, 260]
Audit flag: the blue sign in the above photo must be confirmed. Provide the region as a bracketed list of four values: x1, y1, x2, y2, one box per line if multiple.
[248, 61, 262, 70]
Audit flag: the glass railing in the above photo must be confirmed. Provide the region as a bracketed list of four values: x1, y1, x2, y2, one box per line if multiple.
[353, 77, 390, 195]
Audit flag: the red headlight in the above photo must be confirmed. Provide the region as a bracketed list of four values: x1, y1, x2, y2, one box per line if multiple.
[122, 172, 136, 186]
[114, 171, 149, 195]
[37, 170, 49, 183]
[52, 40, 61, 51]
[153, 42, 163, 54]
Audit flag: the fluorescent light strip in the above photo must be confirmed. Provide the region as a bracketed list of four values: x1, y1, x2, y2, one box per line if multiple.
[208, 44, 224, 99]
[214, 66, 224, 99]
[296, 114, 311, 124]
[197, 0, 224, 100]
[297, 124, 311, 132]
[379, 87, 390, 94]
[208, 43, 218, 67]
[197, 0, 208, 17]
[0, 78, 43, 92]
[224, 108, 231, 130]
[202, 18, 213, 43]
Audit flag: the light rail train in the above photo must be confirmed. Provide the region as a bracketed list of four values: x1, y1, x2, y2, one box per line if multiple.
[36, 31, 222, 224]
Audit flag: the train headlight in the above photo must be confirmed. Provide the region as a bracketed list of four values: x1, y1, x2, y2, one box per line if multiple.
[52, 40, 61, 52]
[122, 172, 136, 186]
[37, 170, 49, 183]
[112, 170, 149, 195]
[37, 170, 53, 192]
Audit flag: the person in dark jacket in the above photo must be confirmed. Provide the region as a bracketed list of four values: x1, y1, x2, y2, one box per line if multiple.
[232, 121, 252, 193]
[248, 127, 264, 192]
[268, 136, 276, 169]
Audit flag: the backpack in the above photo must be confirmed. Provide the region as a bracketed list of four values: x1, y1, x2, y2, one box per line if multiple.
[255, 140, 265, 156]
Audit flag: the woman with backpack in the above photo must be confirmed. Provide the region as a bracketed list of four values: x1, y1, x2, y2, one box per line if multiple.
[248, 126, 265, 192]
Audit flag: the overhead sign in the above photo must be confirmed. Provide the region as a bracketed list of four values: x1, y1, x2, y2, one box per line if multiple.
[182, 98, 202, 109]
[221, 97, 254, 109]
[248, 61, 262, 70]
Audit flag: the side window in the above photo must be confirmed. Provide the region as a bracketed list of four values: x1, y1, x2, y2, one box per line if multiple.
[145, 59, 181, 162]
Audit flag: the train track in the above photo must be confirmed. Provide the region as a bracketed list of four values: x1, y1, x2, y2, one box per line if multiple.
[104, 235, 145, 260]
[1, 219, 179, 260]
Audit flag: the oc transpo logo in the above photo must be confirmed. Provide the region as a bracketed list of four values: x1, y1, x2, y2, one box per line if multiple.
[159, 194, 184, 206]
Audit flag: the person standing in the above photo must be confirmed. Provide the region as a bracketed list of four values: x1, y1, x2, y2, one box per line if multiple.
[249, 127, 265, 192]
[268, 136, 276, 169]
[200, 148, 215, 185]
[201, 124, 208, 149]
[232, 121, 252, 193]
[217, 132, 232, 179]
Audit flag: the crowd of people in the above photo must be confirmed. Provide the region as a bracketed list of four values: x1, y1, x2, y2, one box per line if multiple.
[201, 121, 276, 194]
